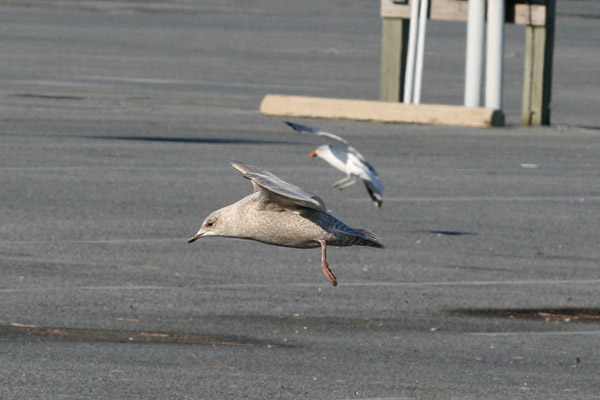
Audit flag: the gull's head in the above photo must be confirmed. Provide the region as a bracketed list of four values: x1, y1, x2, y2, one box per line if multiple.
[308, 144, 331, 158]
[308, 144, 348, 173]
[188, 209, 225, 243]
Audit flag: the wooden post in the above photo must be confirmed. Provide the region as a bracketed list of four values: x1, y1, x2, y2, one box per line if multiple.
[521, 0, 555, 126]
[379, 18, 409, 102]
[263, 0, 555, 127]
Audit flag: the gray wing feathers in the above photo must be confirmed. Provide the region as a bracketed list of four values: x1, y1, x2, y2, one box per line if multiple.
[364, 181, 383, 207]
[354, 228, 385, 248]
[232, 162, 327, 212]
[285, 121, 349, 146]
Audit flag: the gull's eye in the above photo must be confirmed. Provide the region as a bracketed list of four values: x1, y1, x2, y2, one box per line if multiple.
[206, 221, 214, 227]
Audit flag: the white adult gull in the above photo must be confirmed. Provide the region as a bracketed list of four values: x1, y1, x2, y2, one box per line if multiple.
[188, 162, 384, 286]
[285, 121, 385, 207]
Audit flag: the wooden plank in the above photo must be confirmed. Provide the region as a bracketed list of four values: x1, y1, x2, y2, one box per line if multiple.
[383, 0, 548, 26]
[430, 0, 468, 22]
[260, 94, 504, 127]
[514, 4, 547, 26]
[380, 18, 409, 102]
[381, 0, 412, 19]
[521, 0, 555, 125]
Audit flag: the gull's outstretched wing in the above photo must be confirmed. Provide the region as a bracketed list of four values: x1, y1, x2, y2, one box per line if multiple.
[285, 121, 349, 146]
[231, 162, 327, 212]
[286, 121, 371, 164]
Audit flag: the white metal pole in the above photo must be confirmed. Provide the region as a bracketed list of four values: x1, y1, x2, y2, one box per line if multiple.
[413, 0, 429, 104]
[485, 0, 505, 110]
[464, 0, 485, 107]
[403, 0, 420, 104]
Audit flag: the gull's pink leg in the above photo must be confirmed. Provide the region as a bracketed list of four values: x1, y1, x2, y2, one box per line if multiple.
[318, 239, 337, 287]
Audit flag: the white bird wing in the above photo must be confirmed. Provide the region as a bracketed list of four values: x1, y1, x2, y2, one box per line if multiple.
[286, 121, 371, 166]
[345, 154, 384, 206]
[346, 152, 381, 182]
[285, 121, 349, 146]
[346, 144, 368, 164]
[231, 162, 327, 212]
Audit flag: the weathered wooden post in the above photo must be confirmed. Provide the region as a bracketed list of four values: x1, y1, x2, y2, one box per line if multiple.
[521, 0, 555, 126]
[263, 0, 561, 127]
[379, 0, 556, 126]
[380, 1, 410, 102]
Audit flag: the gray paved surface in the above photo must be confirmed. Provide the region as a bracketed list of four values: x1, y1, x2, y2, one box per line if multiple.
[1, 1, 599, 399]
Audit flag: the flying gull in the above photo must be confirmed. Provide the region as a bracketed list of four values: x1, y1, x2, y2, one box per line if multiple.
[285, 121, 384, 207]
[188, 162, 384, 286]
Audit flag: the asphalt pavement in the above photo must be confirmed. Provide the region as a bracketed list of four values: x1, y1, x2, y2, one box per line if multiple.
[1, 1, 599, 399]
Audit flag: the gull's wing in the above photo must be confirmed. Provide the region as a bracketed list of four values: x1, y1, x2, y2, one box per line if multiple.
[346, 154, 384, 204]
[345, 144, 368, 164]
[286, 121, 370, 164]
[346, 152, 382, 183]
[285, 121, 349, 146]
[231, 162, 327, 212]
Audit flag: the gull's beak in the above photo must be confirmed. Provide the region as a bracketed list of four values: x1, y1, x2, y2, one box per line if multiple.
[308, 150, 317, 157]
[188, 232, 203, 243]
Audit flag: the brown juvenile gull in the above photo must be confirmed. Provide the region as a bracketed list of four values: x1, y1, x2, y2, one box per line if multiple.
[188, 162, 384, 286]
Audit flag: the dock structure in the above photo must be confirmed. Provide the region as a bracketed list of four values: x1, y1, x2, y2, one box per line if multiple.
[262, 0, 555, 127]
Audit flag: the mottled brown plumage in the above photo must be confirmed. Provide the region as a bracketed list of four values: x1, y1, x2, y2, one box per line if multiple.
[188, 162, 384, 286]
